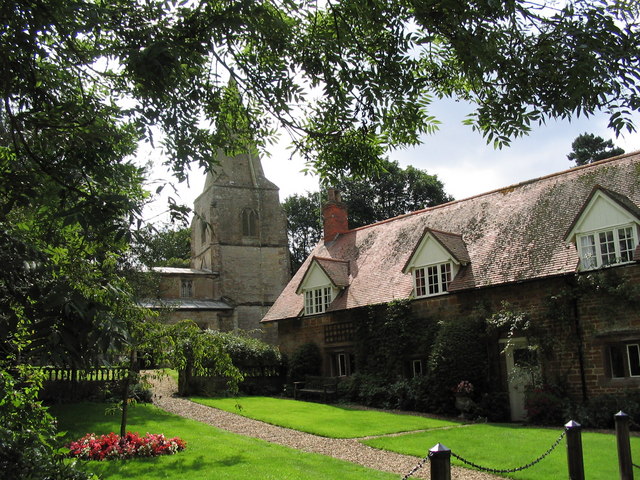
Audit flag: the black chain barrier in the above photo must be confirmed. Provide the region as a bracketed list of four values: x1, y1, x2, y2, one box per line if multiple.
[451, 430, 566, 474]
[401, 451, 432, 480]
[402, 430, 567, 478]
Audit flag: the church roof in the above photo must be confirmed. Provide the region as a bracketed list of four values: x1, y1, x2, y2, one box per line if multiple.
[140, 299, 233, 310]
[152, 267, 218, 275]
[263, 151, 640, 322]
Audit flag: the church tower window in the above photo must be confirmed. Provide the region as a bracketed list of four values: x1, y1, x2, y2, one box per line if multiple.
[242, 208, 258, 237]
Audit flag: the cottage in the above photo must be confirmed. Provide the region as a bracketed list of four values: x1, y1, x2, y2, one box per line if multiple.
[263, 152, 640, 420]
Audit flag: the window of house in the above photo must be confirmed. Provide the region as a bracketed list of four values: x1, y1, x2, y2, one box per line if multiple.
[242, 209, 258, 237]
[180, 279, 193, 298]
[412, 359, 423, 377]
[304, 286, 333, 315]
[333, 352, 354, 377]
[609, 343, 640, 378]
[414, 262, 452, 297]
[578, 226, 636, 270]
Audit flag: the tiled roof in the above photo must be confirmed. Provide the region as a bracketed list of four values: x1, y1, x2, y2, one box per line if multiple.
[152, 267, 218, 276]
[295, 256, 350, 293]
[139, 299, 232, 310]
[427, 229, 471, 264]
[315, 257, 350, 287]
[263, 152, 640, 322]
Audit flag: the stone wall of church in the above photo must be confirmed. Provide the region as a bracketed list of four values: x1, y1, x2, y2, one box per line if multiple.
[155, 310, 229, 331]
[158, 274, 218, 300]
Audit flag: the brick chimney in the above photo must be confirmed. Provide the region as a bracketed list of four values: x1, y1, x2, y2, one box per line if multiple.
[322, 188, 349, 243]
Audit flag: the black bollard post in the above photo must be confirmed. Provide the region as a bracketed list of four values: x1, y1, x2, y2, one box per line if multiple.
[565, 420, 585, 480]
[615, 411, 634, 480]
[429, 443, 451, 480]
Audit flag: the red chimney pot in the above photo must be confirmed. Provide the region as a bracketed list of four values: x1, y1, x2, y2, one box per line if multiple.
[322, 188, 349, 243]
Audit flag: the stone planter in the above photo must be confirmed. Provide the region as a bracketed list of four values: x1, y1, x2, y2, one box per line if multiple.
[455, 394, 474, 414]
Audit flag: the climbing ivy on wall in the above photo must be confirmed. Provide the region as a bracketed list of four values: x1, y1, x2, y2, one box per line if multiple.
[427, 310, 490, 412]
[354, 300, 438, 381]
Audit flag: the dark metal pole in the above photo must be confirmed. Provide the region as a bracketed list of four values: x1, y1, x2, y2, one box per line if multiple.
[429, 443, 451, 480]
[615, 411, 634, 480]
[565, 420, 585, 480]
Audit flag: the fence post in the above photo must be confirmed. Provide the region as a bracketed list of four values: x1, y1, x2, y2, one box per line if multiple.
[565, 420, 585, 480]
[615, 411, 634, 480]
[429, 443, 451, 480]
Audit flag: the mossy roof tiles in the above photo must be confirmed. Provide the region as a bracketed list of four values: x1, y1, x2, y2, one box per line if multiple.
[263, 152, 640, 322]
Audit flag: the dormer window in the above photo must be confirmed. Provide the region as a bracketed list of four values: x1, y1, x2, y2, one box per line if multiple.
[578, 226, 636, 270]
[565, 187, 640, 272]
[403, 228, 469, 299]
[414, 262, 452, 297]
[304, 286, 334, 315]
[296, 256, 349, 316]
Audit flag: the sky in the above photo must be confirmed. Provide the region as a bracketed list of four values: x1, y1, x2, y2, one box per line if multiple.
[142, 99, 640, 225]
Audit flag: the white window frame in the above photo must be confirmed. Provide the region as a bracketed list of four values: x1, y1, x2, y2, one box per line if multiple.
[304, 285, 333, 315]
[180, 279, 193, 298]
[336, 353, 348, 377]
[577, 224, 636, 270]
[413, 262, 452, 297]
[609, 343, 640, 378]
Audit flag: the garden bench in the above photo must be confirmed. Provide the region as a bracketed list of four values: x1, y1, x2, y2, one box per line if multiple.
[293, 376, 339, 402]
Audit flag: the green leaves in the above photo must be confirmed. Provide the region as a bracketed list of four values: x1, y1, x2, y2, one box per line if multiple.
[2, 0, 640, 383]
[567, 132, 625, 166]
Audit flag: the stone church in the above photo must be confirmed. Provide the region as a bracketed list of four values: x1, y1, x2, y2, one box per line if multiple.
[148, 147, 290, 344]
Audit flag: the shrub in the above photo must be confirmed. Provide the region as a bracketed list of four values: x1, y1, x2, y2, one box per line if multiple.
[288, 342, 321, 381]
[208, 330, 282, 367]
[336, 373, 433, 412]
[475, 392, 510, 422]
[525, 386, 566, 425]
[565, 390, 640, 429]
[404, 375, 433, 412]
[428, 315, 488, 413]
[176, 327, 282, 396]
[0, 367, 92, 480]
[68, 432, 186, 461]
[356, 374, 395, 408]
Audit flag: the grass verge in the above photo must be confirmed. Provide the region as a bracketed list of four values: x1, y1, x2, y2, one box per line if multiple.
[51, 402, 399, 480]
[363, 422, 639, 479]
[190, 396, 459, 438]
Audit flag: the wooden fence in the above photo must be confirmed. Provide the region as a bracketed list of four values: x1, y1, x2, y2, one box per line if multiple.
[39, 366, 129, 402]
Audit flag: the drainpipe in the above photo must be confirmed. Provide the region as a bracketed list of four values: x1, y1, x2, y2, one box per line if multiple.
[567, 277, 588, 402]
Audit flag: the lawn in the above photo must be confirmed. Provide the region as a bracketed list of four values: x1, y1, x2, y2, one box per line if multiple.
[363, 422, 639, 480]
[51, 402, 399, 480]
[190, 396, 459, 438]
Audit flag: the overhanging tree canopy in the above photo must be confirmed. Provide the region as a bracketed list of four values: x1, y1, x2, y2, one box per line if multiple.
[3, 0, 640, 186]
[2, 0, 640, 366]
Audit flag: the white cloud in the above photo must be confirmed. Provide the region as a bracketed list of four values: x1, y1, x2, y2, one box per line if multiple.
[142, 98, 640, 223]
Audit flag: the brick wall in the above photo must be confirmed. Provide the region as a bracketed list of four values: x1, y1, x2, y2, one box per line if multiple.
[276, 264, 640, 400]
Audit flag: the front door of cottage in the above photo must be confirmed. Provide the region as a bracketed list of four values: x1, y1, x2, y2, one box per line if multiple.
[501, 338, 536, 422]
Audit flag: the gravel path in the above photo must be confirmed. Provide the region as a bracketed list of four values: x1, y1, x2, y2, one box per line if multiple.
[150, 376, 501, 480]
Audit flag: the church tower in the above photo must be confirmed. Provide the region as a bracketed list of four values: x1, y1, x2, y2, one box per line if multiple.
[190, 147, 290, 343]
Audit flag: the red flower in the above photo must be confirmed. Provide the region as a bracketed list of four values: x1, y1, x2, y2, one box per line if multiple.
[68, 432, 186, 461]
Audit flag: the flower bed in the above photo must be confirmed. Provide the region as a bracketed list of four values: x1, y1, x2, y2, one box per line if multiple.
[68, 432, 186, 461]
